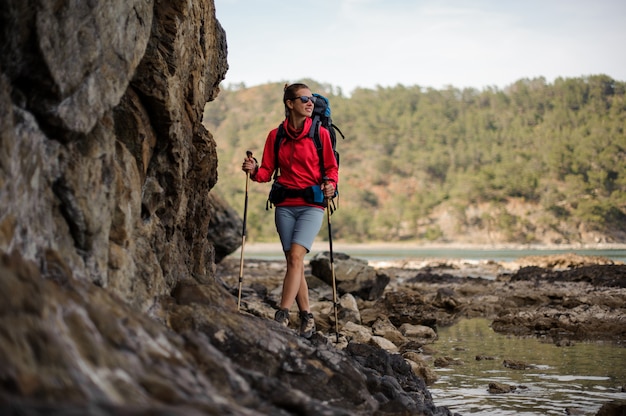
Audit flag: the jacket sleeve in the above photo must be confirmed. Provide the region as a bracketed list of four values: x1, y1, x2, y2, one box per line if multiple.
[319, 127, 339, 184]
[251, 128, 278, 183]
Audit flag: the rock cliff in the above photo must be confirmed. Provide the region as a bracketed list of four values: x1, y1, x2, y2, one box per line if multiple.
[0, 1, 454, 414]
[1, 0, 229, 309]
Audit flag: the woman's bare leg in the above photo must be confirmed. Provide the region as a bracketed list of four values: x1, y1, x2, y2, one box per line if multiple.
[280, 243, 309, 312]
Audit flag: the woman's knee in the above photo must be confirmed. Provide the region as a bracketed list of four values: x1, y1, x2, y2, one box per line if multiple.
[286, 244, 307, 265]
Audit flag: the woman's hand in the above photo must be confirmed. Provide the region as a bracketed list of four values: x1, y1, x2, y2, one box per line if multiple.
[322, 181, 336, 199]
[241, 156, 257, 175]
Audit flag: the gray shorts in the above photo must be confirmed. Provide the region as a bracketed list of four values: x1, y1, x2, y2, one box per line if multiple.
[275, 206, 324, 252]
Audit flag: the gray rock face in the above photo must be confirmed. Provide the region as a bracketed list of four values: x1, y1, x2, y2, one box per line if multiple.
[1, 0, 229, 309]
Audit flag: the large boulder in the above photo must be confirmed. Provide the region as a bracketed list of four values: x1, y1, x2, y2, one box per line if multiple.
[310, 251, 391, 300]
[207, 193, 243, 263]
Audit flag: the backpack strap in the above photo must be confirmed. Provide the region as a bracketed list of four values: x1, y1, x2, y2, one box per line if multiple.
[331, 123, 345, 140]
[310, 120, 339, 213]
[309, 120, 326, 180]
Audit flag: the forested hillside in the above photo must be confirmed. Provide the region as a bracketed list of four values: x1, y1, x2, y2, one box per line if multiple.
[203, 76, 626, 245]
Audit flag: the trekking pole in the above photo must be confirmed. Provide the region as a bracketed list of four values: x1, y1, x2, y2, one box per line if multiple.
[237, 150, 253, 311]
[324, 177, 340, 343]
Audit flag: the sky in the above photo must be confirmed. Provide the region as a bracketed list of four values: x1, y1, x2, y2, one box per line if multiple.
[214, 0, 626, 94]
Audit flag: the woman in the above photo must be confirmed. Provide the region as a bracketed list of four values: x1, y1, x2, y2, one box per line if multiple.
[241, 83, 338, 338]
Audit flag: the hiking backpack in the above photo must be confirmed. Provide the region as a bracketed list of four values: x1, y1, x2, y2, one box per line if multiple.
[273, 92, 344, 189]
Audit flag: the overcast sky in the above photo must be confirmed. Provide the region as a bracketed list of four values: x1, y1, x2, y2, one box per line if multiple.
[214, 0, 626, 94]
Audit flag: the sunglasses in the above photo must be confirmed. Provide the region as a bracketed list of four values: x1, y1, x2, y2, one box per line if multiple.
[291, 95, 317, 104]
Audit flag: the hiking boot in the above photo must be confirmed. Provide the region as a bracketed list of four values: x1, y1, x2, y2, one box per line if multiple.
[299, 311, 316, 338]
[274, 308, 289, 327]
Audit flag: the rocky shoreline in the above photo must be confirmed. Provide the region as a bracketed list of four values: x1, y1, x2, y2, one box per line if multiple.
[217, 251, 626, 414]
[218, 251, 626, 345]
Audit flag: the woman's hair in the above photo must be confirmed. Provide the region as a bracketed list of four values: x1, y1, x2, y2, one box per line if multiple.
[283, 83, 310, 117]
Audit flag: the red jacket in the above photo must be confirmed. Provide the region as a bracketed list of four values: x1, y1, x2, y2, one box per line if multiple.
[252, 117, 339, 208]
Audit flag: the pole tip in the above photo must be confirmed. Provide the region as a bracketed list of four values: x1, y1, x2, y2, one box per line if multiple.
[246, 150, 253, 158]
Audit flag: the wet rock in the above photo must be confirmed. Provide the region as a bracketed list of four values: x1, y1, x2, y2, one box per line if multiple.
[512, 253, 619, 270]
[399, 341, 425, 354]
[344, 343, 455, 416]
[594, 399, 626, 416]
[376, 290, 436, 328]
[510, 264, 626, 288]
[555, 339, 575, 347]
[488, 382, 516, 394]
[372, 317, 408, 346]
[492, 301, 626, 343]
[399, 324, 438, 342]
[477, 263, 626, 343]
[402, 351, 439, 385]
[503, 359, 533, 370]
[407, 272, 464, 284]
[565, 407, 587, 415]
[432, 287, 462, 311]
[433, 357, 448, 368]
[434, 357, 464, 368]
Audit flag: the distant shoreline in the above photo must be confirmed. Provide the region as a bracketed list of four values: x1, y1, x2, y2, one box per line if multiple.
[240, 241, 626, 253]
[230, 241, 626, 273]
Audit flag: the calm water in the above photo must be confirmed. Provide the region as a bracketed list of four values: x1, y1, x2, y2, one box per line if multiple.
[336, 247, 626, 264]
[235, 244, 626, 264]
[430, 318, 626, 415]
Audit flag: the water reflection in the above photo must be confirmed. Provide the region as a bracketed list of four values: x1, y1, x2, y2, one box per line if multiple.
[429, 318, 626, 415]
